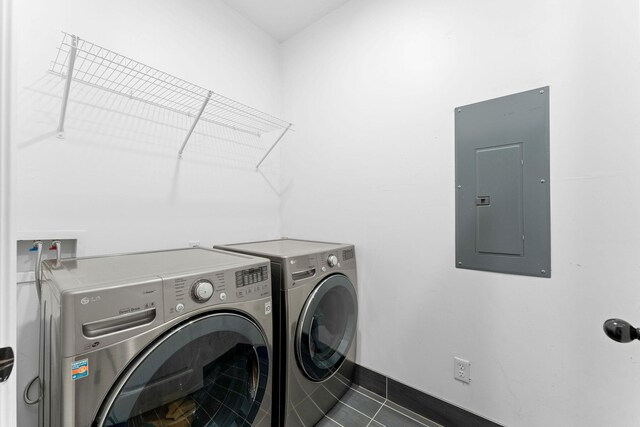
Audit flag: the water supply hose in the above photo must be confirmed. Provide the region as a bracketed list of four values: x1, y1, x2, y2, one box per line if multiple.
[32, 241, 43, 301]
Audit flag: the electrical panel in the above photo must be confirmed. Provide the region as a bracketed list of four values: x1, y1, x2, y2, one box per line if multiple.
[455, 87, 550, 277]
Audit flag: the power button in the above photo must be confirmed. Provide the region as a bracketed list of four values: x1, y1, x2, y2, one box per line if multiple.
[175, 303, 185, 312]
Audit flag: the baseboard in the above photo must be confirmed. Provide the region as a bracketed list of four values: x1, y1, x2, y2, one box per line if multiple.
[354, 364, 504, 427]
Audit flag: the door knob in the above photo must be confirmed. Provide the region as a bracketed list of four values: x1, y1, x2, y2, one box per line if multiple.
[0, 347, 14, 382]
[603, 319, 640, 343]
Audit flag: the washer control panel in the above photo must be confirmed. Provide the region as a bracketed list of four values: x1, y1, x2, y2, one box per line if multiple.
[235, 266, 269, 299]
[236, 266, 268, 287]
[163, 261, 271, 321]
[191, 279, 214, 302]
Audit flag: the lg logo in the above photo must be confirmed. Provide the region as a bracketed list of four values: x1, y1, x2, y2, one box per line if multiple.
[80, 296, 101, 305]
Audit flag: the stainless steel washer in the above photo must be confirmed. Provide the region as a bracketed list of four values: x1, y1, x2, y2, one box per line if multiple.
[216, 239, 358, 427]
[38, 248, 273, 427]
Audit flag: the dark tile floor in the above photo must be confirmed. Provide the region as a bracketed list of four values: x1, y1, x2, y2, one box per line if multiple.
[315, 385, 443, 427]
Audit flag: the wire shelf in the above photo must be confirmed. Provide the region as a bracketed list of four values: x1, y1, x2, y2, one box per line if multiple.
[49, 32, 291, 166]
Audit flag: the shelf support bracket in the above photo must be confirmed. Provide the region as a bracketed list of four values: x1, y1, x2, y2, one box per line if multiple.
[256, 124, 292, 170]
[178, 91, 212, 159]
[56, 35, 78, 139]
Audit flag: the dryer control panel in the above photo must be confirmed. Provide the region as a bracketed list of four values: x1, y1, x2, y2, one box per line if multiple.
[286, 246, 356, 290]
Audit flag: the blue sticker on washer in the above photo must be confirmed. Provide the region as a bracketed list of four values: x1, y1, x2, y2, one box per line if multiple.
[71, 359, 89, 380]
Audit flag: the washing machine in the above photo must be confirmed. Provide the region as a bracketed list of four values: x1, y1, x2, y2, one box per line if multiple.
[38, 247, 274, 427]
[215, 239, 358, 427]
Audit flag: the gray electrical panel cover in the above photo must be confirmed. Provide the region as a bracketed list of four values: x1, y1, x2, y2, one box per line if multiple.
[455, 87, 550, 277]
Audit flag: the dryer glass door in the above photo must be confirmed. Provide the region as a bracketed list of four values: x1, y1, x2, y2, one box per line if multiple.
[96, 313, 269, 427]
[296, 274, 358, 381]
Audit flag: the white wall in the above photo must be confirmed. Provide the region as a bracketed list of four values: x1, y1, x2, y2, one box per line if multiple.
[15, 0, 284, 255]
[281, 0, 640, 426]
[13, 1, 283, 424]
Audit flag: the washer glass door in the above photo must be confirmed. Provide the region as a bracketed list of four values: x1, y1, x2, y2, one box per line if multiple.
[96, 313, 269, 427]
[296, 274, 358, 381]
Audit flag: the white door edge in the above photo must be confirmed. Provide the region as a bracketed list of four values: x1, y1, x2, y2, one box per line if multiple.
[0, 0, 17, 424]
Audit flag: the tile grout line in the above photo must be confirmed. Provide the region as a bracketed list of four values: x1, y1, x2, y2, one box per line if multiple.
[321, 377, 437, 427]
[332, 397, 379, 421]
[309, 387, 331, 415]
[386, 376, 388, 400]
[314, 384, 377, 426]
[365, 396, 388, 427]
[360, 378, 436, 427]
[351, 385, 385, 404]
[367, 374, 388, 426]
[383, 402, 434, 427]
[313, 383, 364, 420]
[323, 414, 346, 427]
[292, 404, 309, 426]
[324, 385, 382, 425]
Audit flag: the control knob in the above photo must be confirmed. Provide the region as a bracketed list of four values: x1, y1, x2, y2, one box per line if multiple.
[192, 279, 214, 302]
[327, 254, 339, 267]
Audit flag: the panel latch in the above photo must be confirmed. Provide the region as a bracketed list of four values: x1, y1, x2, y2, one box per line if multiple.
[475, 196, 491, 206]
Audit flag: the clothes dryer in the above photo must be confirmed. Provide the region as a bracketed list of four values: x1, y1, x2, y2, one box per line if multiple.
[38, 248, 273, 427]
[216, 239, 358, 427]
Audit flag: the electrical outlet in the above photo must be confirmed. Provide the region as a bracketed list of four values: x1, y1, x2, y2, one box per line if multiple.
[454, 357, 471, 384]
